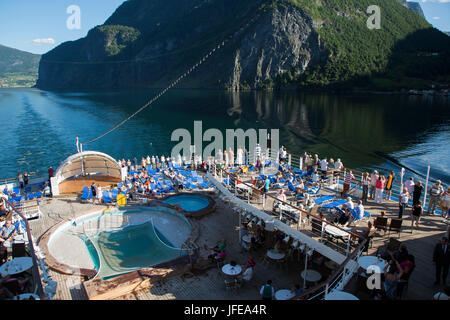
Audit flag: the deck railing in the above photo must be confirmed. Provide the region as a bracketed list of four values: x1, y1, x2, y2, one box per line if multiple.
[4, 199, 45, 299]
[209, 162, 364, 257]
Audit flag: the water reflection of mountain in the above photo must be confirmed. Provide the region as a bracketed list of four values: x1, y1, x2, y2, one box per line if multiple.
[2, 88, 447, 183]
[226, 91, 449, 179]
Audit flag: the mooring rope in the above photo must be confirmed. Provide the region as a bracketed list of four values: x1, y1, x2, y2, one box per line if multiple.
[80, 11, 263, 146]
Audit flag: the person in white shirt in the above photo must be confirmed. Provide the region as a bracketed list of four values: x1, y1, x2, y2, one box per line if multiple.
[398, 188, 410, 219]
[276, 189, 287, 203]
[344, 197, 355, 211]
[356, 200, 364, 219]
[320, 158, 328, 175]
[240, 266, 253, 282]
[369, 170, 379, 200]
[228, 148, 235, 168]
[404, 177, 414, 196]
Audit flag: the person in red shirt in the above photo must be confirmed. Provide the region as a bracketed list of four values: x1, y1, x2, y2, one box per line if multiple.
[48, 166, 54, 179]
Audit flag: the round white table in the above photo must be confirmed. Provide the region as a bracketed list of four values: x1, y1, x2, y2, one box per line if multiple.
[267, 249, 285, 260]
[0, 257, 33, 277]
[242, 234, 252, 243]
[275, 289, 295, 300]
[2, 234, 27, 249]
[301, 269, 322, 282]
[13, 293, 40, 300]
[324, 225, 350, 238]
[324, 290, 359, 300]
[222, 264, 242, 276]
[358, 256, 388, 273]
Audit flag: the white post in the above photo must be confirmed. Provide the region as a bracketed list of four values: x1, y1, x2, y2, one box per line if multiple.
[238, 210, 242, 245]
[423, 165, 430, 210]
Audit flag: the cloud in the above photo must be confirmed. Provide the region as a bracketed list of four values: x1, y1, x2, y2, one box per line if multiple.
[432, 16, 441, 19]
[32, 38, 55, 45]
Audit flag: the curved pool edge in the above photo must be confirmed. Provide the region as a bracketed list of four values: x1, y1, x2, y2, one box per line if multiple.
[158, 192, 216, 218]
[38, 204, 202, 280]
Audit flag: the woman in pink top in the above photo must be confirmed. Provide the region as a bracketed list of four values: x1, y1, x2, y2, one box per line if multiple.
[375, 175, 386, 204]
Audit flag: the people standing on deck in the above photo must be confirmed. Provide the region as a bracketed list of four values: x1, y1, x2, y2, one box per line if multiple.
[441, 187, 450, 219]
[301, 152, 308, 171]
[141, 157, 146, 169]
[313, 154, 319, 172]
[146, 155, 151, 165]
[260, 280, 275, 300]
[216, 149, 223, 165]
[405, 177, 415, 197]
[48, 166, 54, 180]
[126, 159, 131, 171]
[341, 170, 354, 198]
[229, 147, 235, 168]
[369, 170, 379, 200]
[411, 200, 423, 230]
[133, 157, 138, 169]
[361, 172, 369, 203]
[375, 175, 386, 204]
[428, 180, 444, 215]
[23, 172, 29, 189]
[334, 158, 343, 185]
[433, 237, 449, 286]
[151, 156, 156, 169]
[223, 150, 229, 169]
[17, 173, 23, 189]
[236, 148, 244, 166]
[91, 182, 97, 205]
[384, 171, 395, 200]
[398, 188, 410, 219]
[412, 181, 424, 206]
[320, 158, 328, 179]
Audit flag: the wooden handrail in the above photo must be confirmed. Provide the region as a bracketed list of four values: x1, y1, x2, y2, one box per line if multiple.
[217, 166, 364, 241]
[5, 199, 45, 299]
[290, 238, 368, 300]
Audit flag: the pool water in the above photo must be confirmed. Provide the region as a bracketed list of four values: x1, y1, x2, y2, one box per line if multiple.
[162, 195, 210, 212]
[85, 221, 183, 279]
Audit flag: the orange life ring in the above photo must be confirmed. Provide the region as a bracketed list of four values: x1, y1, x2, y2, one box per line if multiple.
[174, 204, 182, 213]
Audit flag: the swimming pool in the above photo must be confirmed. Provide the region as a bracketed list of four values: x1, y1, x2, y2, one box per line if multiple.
[162, 194, 213, 213]
[46, 206, 191, 279]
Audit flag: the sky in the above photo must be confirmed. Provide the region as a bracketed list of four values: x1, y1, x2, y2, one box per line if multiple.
[0, 0, 448, 55]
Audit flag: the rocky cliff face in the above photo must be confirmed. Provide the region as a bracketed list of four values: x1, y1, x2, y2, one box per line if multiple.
[37, 0, 326, 90]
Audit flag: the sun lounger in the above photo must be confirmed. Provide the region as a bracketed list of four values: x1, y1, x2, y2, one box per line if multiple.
[102, 190, 112, 203]
[313, 195, 335, 205]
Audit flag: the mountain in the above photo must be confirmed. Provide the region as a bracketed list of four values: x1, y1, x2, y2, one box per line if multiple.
[0, 44, 41, 88]
[405, 2, 425, 18]
[37, 0, 450, 91]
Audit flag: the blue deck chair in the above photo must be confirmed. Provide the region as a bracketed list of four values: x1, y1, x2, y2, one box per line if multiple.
[80, 187, 91, 201]
[117, 182, 123, 189]
[27, 193, 35, 200]
[110, 189, 119, 201]
[306, 184, 321, 196]
[293, 168, 302, 174]
[25, 187, 32, 193]
[313, 195, 335, 205]
[288, 182, 296, 194]
[321, 199, 347, 210]
[102, 190, 112, 203]
[248, 165, 255, 172]
[35, 191, 43, 198]
[300, 169, 314, 178]
[351, 208, 371, 222]
[13, 187, 20, 195]
[197, 177, 211, 189]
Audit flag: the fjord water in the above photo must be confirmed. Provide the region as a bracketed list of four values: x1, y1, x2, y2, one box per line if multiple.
[0, 88, 449, 185]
